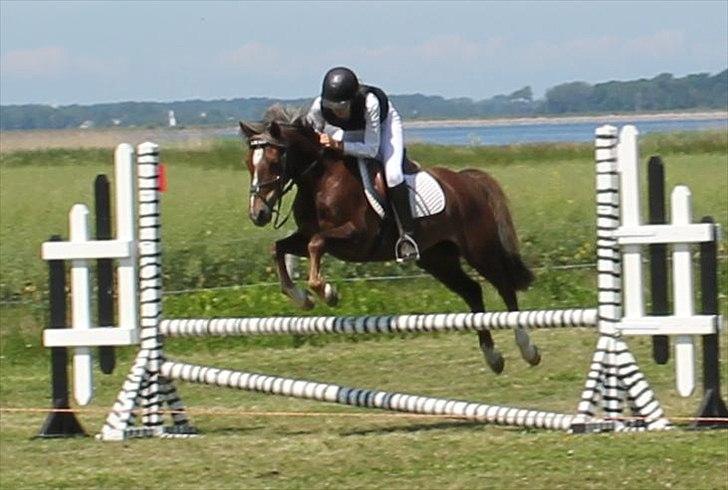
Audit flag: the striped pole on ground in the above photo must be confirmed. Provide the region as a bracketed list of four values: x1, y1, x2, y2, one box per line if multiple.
[161, 360, 596, 432]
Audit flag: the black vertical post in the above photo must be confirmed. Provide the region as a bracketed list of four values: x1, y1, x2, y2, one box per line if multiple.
[95, 175, 115, 374]
[647, 156, 669, 364]
[38, 235, 86, 438]
[692, 216, 728, 428]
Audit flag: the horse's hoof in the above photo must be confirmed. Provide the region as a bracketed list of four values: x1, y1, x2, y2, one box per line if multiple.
[483, 349, 505, 374]
[300, 296, 315, 310]
[287, 287, 315, 310]
[523, 345, 541, 366]
[323, 283, 339, 307]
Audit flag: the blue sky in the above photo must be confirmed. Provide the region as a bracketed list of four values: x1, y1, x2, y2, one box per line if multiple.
[1, 1, 726, 105]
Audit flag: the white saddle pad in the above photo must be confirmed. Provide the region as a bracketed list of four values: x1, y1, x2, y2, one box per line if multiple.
[406, 171, 446, 218]
[363, 170, 446, 219]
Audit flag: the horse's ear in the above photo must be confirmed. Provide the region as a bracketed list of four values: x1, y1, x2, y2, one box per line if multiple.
[239, 121, 262, 139]
[293, 115, 305, 128]
[269, 120, 282, 140]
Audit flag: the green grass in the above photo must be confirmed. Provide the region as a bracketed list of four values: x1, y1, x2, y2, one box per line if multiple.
[1, 132, 727, 489]
[1, 132, 726, 302]
[1, 324, 727, 489]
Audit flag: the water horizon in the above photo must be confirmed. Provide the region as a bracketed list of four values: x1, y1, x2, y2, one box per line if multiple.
[403, 117, 727, 146]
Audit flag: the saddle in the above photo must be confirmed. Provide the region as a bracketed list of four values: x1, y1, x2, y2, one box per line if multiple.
[357, 154, 445, 219]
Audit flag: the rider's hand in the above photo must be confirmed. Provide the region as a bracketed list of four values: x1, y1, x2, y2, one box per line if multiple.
[319, 133, 342, 150]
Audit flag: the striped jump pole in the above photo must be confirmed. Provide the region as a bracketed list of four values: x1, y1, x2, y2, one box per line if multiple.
[160, 360, 608, 432]
[160, 308, 598, 338]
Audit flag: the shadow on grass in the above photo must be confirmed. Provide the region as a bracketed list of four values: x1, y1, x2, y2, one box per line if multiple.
[197, 425, 268, 435]
[338, 419, 490, 436]
[194, 420, 500, 438]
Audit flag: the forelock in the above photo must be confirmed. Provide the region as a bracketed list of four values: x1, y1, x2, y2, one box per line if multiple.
[263, 104, 305, 124]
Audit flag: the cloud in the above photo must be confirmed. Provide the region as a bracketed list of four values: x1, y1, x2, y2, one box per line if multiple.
[217, 42, 282, 70]
[210, 29, 698, 98]
[416, 35, 503, 62]
[339, 29, 692, 77]
[628, 29, 686, 58]
[1, 46, 127, 79]
[303, 29, 704, 99]
[357, 35, 504, 65]
[1, 46, 72, 77]
[516, 29, 688, 70]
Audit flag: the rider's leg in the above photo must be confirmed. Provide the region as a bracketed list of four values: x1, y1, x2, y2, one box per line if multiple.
[389, 181, 420, 262]
[381, 109, 419, 262]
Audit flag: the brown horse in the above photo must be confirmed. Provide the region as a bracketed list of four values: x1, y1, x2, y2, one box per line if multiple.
[239, 109, 539, 373]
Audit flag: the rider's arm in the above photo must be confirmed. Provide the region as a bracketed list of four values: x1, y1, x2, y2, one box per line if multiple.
[341, 93, 380, 159]
[305, 97, 326, 132]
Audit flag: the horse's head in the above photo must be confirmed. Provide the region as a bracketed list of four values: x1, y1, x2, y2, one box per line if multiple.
[239, 117, 319, 227]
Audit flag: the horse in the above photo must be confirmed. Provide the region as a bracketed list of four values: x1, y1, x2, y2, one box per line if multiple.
[238, 107, 539, 374]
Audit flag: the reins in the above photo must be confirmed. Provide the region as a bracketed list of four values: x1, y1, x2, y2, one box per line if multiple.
[271, 156, 320, 229]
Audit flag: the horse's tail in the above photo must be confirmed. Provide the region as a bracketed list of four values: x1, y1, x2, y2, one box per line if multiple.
[462, 169, 534, 291]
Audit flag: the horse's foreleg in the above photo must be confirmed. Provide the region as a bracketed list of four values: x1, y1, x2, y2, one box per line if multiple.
[307, 222, 358, 307]
[273, 233, 314, 309]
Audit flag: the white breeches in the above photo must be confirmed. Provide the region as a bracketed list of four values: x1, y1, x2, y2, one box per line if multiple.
[334, 108, 405, 188]
[378, 108, 404, 188]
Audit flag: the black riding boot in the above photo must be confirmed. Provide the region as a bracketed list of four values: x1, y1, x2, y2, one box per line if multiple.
[389, 182, 420, 262]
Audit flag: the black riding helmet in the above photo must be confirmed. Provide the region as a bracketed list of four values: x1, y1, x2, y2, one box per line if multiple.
[321, 67, 359, 107]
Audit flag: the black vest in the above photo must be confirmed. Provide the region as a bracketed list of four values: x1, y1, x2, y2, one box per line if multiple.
[321, 84, 390, 131]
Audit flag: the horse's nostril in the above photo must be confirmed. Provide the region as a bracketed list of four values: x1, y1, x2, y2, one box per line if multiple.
[251, 209, 270, 227]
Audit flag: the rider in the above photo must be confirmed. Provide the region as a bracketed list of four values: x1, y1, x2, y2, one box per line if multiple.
[305, 66, 419, 262]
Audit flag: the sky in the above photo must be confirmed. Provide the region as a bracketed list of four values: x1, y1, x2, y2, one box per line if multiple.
[1, 0, 726, 106]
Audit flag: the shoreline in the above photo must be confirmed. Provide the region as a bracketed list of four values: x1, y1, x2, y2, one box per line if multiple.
[1, 110, 726, 152]
[403, 111, 728, 128]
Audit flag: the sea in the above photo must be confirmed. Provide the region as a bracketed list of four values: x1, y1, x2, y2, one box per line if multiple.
[403, 117, 727, 146]
[69, 114, 722, 151]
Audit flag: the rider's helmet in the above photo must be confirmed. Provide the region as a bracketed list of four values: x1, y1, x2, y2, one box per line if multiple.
[321, 67, 359, 113]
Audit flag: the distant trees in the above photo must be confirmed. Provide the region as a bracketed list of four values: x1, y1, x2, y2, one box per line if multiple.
[542, 71, 728, 114]
[1, 70, 725, 130]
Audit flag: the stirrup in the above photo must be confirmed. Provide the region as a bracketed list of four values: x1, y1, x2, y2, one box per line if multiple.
[395, 234, 420, 263]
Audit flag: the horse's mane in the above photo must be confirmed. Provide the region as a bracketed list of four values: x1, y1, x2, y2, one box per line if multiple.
[263, 104, 307, 125]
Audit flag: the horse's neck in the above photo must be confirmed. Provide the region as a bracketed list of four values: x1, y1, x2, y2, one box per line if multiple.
[335, 156, 360, 180]
[296, 156, 359, 198]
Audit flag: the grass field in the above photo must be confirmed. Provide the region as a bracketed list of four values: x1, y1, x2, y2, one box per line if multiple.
[0, 131, 726, 489]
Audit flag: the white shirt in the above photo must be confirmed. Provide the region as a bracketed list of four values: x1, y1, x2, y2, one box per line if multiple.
[306, 94, 383, 159]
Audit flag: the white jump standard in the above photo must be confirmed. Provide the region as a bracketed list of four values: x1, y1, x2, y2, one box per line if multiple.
[39, 125, 725, 440]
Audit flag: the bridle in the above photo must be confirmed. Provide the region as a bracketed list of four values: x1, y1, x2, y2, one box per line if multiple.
[248, 135, 318, 229]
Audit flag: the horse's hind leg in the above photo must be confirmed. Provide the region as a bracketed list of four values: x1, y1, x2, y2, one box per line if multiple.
[466, 252, 540, 366]
[418, 242, 504, 374]
[497, 283, 541, 366]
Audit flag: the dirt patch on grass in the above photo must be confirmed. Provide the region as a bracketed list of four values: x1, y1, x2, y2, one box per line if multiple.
[0, 127, 236, 152]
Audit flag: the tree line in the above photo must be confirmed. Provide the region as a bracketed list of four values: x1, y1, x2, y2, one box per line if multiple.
[1, 70, 725, 131]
